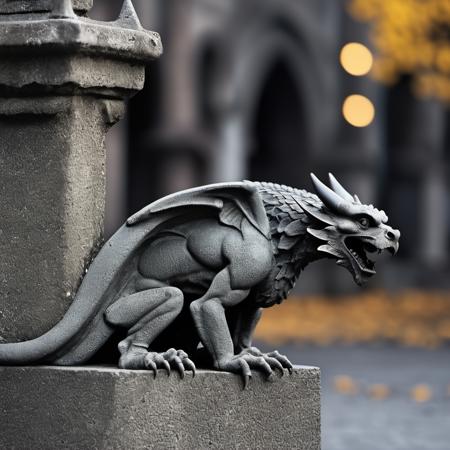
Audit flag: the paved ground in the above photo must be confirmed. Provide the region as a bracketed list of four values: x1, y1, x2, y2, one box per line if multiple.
[258, 343, 450, 450]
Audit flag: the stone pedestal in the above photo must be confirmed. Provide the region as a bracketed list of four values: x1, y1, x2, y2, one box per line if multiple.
[0, 1, 162, 342]
[0, 365, 320, 449]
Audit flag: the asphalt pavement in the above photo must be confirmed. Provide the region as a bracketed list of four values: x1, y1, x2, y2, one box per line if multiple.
[257, 343, 450, 450]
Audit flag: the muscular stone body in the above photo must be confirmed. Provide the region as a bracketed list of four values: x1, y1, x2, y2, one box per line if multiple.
[106, 217, 276, 380]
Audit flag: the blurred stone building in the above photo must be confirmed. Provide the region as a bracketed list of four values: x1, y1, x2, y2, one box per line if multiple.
[92, 0, 449, 294]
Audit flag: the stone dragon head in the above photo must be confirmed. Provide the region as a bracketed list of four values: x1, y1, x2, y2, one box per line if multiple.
[301, 173, 400, 285]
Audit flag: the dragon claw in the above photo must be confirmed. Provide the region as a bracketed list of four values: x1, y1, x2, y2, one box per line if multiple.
[158, 357, 171, 376]
[144, 356, 158, 378]
[243, 374, 250, 390]
[266, 350, 294, 373]
[174, 356, 185, 378]
[238, 359, 252, 390]
[217, 347, 294, 385]
[183, 358, 196, 376]
[219, 350, 288, 389]
[265, 356, 285, 374]
[162, 349, 196, 378]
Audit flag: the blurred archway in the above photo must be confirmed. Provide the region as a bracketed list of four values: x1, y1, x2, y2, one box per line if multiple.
[250, 57, 309, 186]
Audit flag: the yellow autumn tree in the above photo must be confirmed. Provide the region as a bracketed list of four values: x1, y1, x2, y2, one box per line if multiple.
[349, 0, 450, 102]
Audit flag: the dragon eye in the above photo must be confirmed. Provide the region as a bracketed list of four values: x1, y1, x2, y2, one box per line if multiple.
[359, 217, 370, 228]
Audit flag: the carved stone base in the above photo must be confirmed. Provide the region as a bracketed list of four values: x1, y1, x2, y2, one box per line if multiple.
[0, 365, 320, 449]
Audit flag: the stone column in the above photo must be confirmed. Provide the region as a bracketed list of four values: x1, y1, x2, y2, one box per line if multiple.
[155, 0, 201, 194]
[0, 0, 162, 342]
[401, 99, 447, 268]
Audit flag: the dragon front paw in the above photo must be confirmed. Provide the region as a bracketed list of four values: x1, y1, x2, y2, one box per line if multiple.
[240, 347, 294, 375]
[118, 345, 196, 378]
[217, 348, 293, 389]
[147, 348, 196, 379]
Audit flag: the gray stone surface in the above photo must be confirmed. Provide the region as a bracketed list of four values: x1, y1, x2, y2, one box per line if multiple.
[0, 97, 110, 341]
[0, 4, 162, 342]
[0, 17, 162, 64]
[0, 55, 147, 96]
[0, 365, 320, 450]
[0, 0, 92, 14]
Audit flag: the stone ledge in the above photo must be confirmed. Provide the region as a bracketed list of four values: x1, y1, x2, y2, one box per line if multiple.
[0, 18, 162, 63]
[0, 365, 320, 449]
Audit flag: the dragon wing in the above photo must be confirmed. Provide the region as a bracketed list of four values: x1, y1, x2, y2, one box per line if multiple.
[127, 181, 270, 238]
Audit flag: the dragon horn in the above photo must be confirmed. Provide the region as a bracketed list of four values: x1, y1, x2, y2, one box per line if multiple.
[310, 173, 350, 214]
[116, 0, 142, 29]
[328, 173, 354, 203]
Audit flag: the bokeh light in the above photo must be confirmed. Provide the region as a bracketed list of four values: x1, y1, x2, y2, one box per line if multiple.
[342, 94, 375, 127]
[340, 42, 373, 76]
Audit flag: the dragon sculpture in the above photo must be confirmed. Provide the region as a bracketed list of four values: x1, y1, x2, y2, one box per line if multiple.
[0, 173, 399, 387]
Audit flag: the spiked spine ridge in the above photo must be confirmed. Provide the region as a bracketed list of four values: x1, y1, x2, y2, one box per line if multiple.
[252, 182, 323, 306]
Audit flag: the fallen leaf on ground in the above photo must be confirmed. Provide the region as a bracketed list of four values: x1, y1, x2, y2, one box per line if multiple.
[410, 384, 432, 403]
[368, 384, 391, 400]
[334, 375, 359, 395]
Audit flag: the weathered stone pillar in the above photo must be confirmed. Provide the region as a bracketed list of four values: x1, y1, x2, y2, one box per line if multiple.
[0, 0, 162, 342]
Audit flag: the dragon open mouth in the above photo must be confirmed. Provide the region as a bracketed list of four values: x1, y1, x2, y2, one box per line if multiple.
[344, 237, 377, 275]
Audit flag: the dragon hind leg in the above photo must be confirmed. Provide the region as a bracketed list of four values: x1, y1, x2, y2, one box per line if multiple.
[105, 286, 195, 376]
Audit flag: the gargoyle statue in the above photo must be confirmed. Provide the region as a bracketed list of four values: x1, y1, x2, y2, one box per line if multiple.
[0, 173, 399, 386]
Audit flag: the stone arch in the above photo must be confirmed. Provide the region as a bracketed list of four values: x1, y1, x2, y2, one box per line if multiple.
[249, 55, 309, 185]
[212, 12, 330, 183]
[236, 26, 324, 147]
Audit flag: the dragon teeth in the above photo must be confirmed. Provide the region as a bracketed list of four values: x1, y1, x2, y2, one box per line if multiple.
[349, 248, 372, 269]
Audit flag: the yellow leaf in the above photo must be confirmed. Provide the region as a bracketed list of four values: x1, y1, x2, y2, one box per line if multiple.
[334, 375, 359, 395]
[410, 384, 432, 403]
[368, 384, 391, 400]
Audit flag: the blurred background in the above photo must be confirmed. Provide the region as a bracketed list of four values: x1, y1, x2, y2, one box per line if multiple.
[91, 1, 450, 448]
